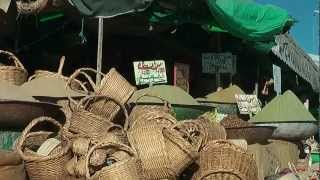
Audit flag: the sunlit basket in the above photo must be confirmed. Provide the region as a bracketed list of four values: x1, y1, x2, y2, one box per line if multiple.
[16, 117, 72, 180]
[85, 142, 143, 180]
[67, 68, 136, 123]
[196, 140, 258, 180]
[162, 128, 199, 176]
[68, 95, 128, 139]
[16, 0, 49, 14]
[0, 50, 27, 85]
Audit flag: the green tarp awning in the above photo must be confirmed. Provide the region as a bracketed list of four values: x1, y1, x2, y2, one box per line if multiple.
[148, 0, 294, 42]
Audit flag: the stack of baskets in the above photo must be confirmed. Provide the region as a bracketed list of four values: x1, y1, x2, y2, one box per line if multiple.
[12, 67, 259, 180]
[0, 50, 28, 85]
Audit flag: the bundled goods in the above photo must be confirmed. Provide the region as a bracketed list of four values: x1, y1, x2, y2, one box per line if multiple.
[192, 140, 258, 180]
[16, 0, 49, 14]
[16, 116, 72, 180]
[0, 50, 28, 85]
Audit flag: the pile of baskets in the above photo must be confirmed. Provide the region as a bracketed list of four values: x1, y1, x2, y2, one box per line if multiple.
[11, 67, 258, 180]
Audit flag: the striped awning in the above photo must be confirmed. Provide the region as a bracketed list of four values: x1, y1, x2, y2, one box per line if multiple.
[272, 33, 320, 92]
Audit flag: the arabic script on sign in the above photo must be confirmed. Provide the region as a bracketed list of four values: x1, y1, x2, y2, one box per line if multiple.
[202, 52, 236, 74]
[133, 60, 167, 85]
[235, 94, 261, 115]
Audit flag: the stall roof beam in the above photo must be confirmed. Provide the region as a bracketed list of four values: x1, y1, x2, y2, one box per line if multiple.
[271, 33, 320, 92]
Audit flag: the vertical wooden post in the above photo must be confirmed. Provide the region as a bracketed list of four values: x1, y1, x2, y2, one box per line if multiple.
[254, 63, 260, 96]
[216, 33, 222, 88]
[96, 18, 104, 85]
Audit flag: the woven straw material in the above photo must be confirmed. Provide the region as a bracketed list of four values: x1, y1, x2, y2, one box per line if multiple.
[128, 126, 173, 179]
[173, 119, 226, 151]
[0, 50, 27, 85]
[196, 140, 258, 180]
[87, 68, 136, 122]
[16, 117, 72, 180]
[68, 95, 128, 139]
[72, 137, 90, 156]
[163, 128, 199, 176]
[16, 0, 48, 14]
[86, 142, 143, 180]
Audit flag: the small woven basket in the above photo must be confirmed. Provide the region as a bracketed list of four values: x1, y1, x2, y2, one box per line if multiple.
[16, 0, 49, 14]
[0, 50, 27, 85]
[196, 140, 258, 180]
[68, 95, 128, 139]
[16, 117, 72, 180]
[68, 68, 136, 122]
[162, 128, 199, 176]
[85, 142, 143, 180]
[29, 56, 82, 90]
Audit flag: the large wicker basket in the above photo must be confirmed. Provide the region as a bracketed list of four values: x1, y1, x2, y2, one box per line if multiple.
[85, 142, 143, 180]
[0, 50, 27, 85]
[68, 95, 128, 139]
[195, 140, 258, 180]
[16, 0, 49, 14]
[68, 68, 136, 122]
[162, 128, 199, 176]
[16, 117, 72, 180]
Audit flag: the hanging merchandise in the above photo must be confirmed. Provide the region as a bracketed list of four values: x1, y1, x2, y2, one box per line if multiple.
[16, 0, 49, 15]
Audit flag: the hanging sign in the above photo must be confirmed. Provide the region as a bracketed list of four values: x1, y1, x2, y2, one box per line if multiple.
[235, 94, 261, 115]
[174, 63, 190, 92]
[133, 60, 167, 85]
[273, 64, 281, 95]
[202, 52, 236, 74]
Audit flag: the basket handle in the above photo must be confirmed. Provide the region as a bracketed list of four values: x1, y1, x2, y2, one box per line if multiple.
[16, 116, 63, 161]
[67, 68, 106, 105]
[85, 142, 136, 179]
[135, 93, 171, 109]
[72, 95, 129, 120]
[57, 56, 65, 75]
[0, 50, 26, 69]
[200, 170, 245, 180]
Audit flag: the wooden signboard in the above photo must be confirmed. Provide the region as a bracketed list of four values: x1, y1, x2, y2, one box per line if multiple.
[174, 63, 190, 92]
[133, 60, 167, 85]
[235, 94, 261, 115]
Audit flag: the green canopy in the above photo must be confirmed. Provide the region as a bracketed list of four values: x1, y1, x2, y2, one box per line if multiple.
[148, 0, 294, 51]
[250, 90, 316, 123]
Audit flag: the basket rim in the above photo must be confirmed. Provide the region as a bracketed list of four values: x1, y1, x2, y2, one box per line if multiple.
[85, 142, 137, 179]
[200, 169, 245, 180]
[16, 116, 71, 162]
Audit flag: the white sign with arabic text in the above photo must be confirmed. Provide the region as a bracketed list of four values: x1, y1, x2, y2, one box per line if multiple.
[133, 60, 167, 85]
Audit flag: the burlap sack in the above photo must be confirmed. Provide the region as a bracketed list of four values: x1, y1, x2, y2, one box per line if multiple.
[0, 150, 26, 180]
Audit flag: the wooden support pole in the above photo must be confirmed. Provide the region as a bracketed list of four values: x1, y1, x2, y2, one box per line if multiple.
[96, 18, 104, 85]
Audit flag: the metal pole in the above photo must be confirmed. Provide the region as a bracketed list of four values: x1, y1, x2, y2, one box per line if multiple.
[96, 18, 104, 85]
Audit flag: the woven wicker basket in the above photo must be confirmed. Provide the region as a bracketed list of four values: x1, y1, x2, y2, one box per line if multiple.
[162, 128, 199, 176]
[28, 56, 82, 90]
[68, 95, 128, 139]
[0, 50, 27, 85]
[85, 142, 143, 180]
[68, 68, 136, 122]
[128, 124, 173, 179]
[16, 117, 72, 180]
[16, 0, 49, 14]
[90, 68, 136, 119]
[196, 140, 258, 180]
